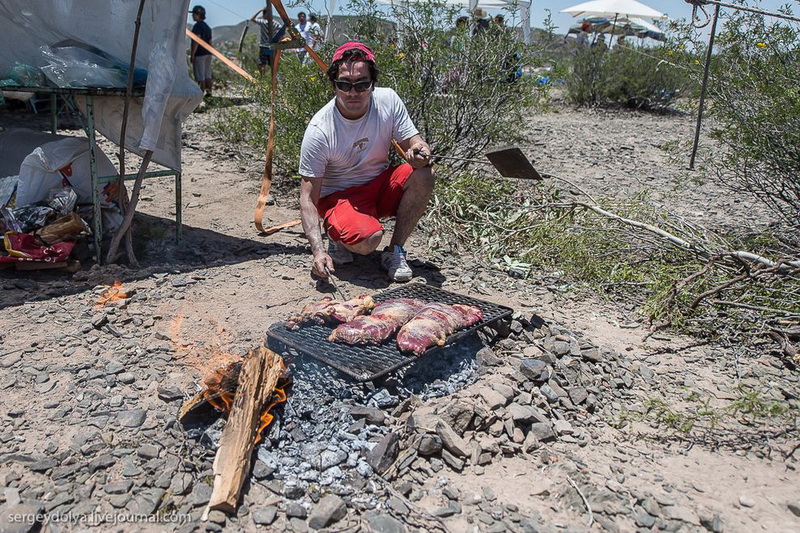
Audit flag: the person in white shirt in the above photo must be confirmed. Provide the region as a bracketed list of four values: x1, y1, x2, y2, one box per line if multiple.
[295, 12, 311, 64]
[307, 14, 324, 52]
[298, 42, 434, 282]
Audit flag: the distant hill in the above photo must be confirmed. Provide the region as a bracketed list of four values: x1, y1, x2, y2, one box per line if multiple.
[213, 21, 248, 47]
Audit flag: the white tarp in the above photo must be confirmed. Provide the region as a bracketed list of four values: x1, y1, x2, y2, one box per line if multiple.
[0, 0, 202, 171]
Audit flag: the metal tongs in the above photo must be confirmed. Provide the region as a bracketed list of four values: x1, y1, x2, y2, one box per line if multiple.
[324, 267, 348, 302]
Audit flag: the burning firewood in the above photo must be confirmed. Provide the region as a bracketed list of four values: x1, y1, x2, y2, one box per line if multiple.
[96, 281, 135, 307]
[181, 345, 289, 519]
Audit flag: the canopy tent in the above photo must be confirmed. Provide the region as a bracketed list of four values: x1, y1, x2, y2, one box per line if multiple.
[0, 0, 202, 171]
[568, 16, 666, 41]
[330, 0, 532, 44]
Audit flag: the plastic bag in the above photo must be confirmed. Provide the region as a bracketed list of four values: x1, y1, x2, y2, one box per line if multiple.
[47, 188, 78, 216]
[39, 41, 147, 89]
[4, 62, 46, 86]
[1, 204, 55, 233]
[36, 212, 88, 244]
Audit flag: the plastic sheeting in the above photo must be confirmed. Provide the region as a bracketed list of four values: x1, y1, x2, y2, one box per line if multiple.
[0, 0, 203, 171]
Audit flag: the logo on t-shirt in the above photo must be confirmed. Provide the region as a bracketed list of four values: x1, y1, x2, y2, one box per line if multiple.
[352, 137, 369, 152]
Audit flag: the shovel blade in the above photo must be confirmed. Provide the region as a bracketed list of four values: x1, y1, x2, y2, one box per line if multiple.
[485, 147, 542, 180]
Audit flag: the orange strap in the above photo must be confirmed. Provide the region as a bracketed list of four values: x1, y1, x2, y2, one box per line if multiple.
[253, 0, 328, 235]
[186, 30, 254, 81]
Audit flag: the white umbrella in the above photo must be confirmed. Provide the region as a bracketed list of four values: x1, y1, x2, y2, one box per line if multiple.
[568, 16, 666, 40]
[562, 0, 667, 20]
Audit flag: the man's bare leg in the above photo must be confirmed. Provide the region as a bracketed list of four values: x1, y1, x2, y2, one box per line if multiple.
[390, 166, 434, 248]
[346, 230, 383, 255]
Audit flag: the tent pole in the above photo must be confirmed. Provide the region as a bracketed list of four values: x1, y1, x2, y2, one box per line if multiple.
[609, 13, 618, 47]
[325, 0, 335, 43]
[520, 1, 531, 44]
[689, 3, 720, 170]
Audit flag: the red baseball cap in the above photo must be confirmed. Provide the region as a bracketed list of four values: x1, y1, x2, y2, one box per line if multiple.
[332, 42, 375, 63]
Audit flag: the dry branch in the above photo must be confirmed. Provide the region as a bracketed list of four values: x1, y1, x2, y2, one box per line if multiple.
[202, 346, 285, 519]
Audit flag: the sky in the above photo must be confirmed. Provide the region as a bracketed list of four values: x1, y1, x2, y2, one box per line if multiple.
[191, 0, 796, 34]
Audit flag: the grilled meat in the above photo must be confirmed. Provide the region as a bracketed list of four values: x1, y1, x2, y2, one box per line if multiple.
[285, 294, 375, 330]
[396, 303, 484, 355]
[328, 298, 427, 345]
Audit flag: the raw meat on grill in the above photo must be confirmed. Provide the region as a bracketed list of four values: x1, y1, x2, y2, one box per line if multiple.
[328, 298, 427, 345]
[396, 303, 484, 355]
[285, 294, 375, 330]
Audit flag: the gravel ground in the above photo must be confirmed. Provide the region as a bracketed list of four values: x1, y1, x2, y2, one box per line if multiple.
[0, 99, 797, 533]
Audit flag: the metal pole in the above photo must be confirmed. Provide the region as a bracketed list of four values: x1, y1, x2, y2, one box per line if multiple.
[609, 13, 619, 48]
[689, 4, 720, 170]
[86, 96, 102, 263]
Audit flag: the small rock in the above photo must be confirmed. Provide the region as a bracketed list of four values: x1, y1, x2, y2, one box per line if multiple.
[478, 388, 508, 410]
[528, 423, 556, 442]
[417, 434, 442, 456]
[539, 383, 560, 403]
[567, 387, 588, 405]
[635, 512, 656, 528]
[117, 409, 147, 428]
[286, 502, 308, 519]
[308, 495, 347, 530]
[436, 421, 469, 457]
[738, 495, 755, 508]
[312, 449, 347, 471]
[349, 405, 386, 425]
[252, 506, 278, 525]
[366, 432, 399, 474]
[518, 359, 549, 382]
[476, 347, 503, 367]
[157, 385, 184, 402]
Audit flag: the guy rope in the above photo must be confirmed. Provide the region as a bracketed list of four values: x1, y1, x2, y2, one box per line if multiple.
[253, 0, 328, 234]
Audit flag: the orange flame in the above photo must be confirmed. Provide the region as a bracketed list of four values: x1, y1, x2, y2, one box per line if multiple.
[97, 281, 128, 306]
[201, 361, 290, 445]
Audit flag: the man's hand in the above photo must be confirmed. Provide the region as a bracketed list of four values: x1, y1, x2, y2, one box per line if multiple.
[406, 141, 432, 169]
[312, 251, 334, 279]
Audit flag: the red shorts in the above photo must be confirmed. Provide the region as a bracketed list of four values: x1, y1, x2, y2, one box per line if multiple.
[318, 164, 414, 246]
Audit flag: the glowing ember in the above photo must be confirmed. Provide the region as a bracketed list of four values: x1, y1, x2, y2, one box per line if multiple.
[97, 281, 130, 306]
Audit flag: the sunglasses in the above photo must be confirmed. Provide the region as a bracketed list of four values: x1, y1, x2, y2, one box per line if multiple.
[334, 80, 373, 93]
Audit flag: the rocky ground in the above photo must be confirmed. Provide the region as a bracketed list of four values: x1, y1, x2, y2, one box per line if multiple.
[0, 99, 798, 533]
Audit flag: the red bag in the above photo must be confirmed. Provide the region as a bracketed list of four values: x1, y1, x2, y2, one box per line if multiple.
[0, 230, 74, 264]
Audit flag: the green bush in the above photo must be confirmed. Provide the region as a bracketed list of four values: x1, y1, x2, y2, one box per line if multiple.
[706, 8, 800, 224]
[566, 42, 700, 110]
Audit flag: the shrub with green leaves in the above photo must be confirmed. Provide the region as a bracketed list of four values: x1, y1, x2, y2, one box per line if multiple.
[211, 0, 545, 173]
[706, 7, 800, 224]
[566, 41, 700, 110]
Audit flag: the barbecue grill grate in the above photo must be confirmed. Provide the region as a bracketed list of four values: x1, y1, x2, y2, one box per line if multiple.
[266, 284, 513, 382]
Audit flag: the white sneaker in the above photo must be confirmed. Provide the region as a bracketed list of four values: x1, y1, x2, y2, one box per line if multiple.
[381, 245, 413, 282]
[327, 239, 353, 265]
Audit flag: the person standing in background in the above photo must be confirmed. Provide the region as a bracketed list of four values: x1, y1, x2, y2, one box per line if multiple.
[296, 11, 310, 64]
[306, 14, 324, 55]
[190, 5, 213, 96]
[576, 21, 591, 49]
[251, 7, 286, 76]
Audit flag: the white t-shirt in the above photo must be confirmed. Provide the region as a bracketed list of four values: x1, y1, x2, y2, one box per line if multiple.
[306, 21, 323, 49]
[297, 21, 311, 44]
[299, 87, 419, 198]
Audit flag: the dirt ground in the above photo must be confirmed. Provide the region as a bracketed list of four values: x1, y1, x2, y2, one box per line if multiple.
[0, 97, 798, 533]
